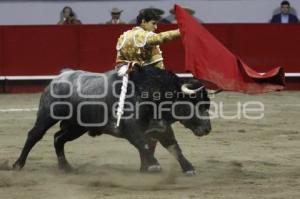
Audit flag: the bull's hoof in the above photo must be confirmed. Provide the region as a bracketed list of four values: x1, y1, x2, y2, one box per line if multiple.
[58, 162, 73, 173]
[147, 164, 162, 172]
[140, 165, 148, 172]
[184, 170, 196, 176]
[12, 161, 24, 171]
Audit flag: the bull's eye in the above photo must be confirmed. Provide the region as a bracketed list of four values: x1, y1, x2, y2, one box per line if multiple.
[173, 104, 193, 118]
[177, 106, 191, 116]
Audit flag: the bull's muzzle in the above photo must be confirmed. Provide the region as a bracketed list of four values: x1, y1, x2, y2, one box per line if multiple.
[193, 123, 211, 136]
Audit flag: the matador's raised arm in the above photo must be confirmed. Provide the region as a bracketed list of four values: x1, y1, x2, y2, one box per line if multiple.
[146, 29, 181, 46]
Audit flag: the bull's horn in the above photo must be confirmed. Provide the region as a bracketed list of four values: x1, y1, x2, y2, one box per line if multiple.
[181, 84, 204, 95]
[207, 89, 223, 95]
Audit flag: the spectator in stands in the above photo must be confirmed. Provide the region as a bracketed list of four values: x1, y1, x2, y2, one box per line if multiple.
[270, 1, 299, 23]
[57, 6, 82, 25]
[106, 7, 126, 24]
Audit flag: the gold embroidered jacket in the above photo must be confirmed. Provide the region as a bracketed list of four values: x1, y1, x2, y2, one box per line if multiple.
[116, 27, 180, 69]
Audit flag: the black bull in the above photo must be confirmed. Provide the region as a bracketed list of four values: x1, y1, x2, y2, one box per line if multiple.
[12, 66, 211, 174]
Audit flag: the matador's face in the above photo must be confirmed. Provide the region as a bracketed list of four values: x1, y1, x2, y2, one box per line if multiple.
[141, 20, 158, 32]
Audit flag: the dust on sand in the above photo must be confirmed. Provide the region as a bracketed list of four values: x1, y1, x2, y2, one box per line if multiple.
[0, 92, 300, 199]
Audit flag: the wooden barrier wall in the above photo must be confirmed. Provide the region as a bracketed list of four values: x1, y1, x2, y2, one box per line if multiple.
[0, 24, 299, 92]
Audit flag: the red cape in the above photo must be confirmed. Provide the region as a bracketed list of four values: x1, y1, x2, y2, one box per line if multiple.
[175, 4, 285, 94]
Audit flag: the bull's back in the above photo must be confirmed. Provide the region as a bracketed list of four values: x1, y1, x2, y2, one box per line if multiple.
[50, 69, 117, 99]
[39, 70, 118, 123]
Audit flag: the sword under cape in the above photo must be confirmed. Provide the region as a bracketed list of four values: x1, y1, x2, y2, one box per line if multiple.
[116, 64, 129, 127]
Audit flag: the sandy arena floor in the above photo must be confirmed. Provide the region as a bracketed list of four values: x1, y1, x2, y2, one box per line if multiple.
[0, 91, 300, 199]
